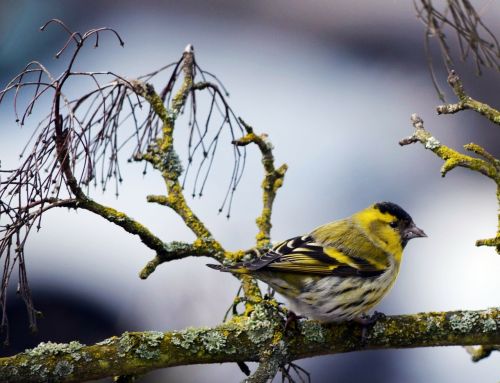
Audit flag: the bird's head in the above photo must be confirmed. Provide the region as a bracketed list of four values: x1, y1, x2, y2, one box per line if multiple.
[354, 201, 426, 260]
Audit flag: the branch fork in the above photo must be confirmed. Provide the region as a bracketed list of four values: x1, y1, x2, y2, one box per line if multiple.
[401, 72, 500, 253]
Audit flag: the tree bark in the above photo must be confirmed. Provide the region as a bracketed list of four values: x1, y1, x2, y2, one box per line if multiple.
[1, 307, 499, 382]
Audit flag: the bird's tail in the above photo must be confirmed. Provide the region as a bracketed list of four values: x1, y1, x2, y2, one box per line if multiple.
[206, 263, 248, 274]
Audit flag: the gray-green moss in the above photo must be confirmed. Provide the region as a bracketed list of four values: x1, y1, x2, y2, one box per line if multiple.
[424, 136, 441, 149]
[247, 304, 276, 345]
[20, 341, 84, 381]
[117, 332, 135, 357]
[25, 341, 85, 357]
[171, 327, 207, 351]
[135, 331, 164, 360]
[29, 364, 49, 380]
[449, 312, 480, 333]
[202, 331, 233, 353]
[481, 318, 497, 332]
[424, 315, 442, 333]
[171, 327, 235, 354]
[54, 360, 74, 377]
[300, 321, 325, 343]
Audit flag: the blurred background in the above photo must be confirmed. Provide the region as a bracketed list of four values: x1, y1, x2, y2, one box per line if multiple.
[1, 0, 500, 382]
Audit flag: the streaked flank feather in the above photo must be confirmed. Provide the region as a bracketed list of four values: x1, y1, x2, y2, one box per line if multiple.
[207, 201, 426, 322]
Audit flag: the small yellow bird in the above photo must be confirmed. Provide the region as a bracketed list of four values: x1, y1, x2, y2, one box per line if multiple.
[208, 202, 426, 323]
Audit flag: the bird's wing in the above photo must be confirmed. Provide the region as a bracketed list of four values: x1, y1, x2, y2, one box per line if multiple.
[246, 226, 388, 277]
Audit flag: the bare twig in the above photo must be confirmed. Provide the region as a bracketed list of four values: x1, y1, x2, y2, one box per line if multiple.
[414, 0, 499, 98]
[0, 23, 254, 338]
[234, 118, 287, 248]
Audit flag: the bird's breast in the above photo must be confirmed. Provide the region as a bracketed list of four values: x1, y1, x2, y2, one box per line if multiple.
[290, 259, 400, 322]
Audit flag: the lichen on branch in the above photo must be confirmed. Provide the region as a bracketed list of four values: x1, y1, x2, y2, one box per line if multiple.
[3, 16, 500, 383]
[1, 307, 500, 382]
[400, 71, 500, 253]
[233, 118, 288, 248]
[436, 71, 500, 125]
[0, 22, 256, 338]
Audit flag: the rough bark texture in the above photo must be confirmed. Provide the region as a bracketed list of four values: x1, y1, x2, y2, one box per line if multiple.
[1, 307, 499, 382]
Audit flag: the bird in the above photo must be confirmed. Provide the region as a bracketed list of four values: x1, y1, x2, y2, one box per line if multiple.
[207, 202, 426, 323]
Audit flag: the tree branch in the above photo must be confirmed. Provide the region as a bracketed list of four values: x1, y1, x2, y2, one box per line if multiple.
[233, 118, 287, 248]
[399, 114, 498, 179]
[465, 345, 500, 362]
[139, 240, 219, 279]
[1, 307, 499, 382]
[400, 71, 500, 254]
[38, 198, 210, 279]
[436, 71, 500, 125]
[243, 355, 280, 383]
[129, 48, 266, 308]
[131, 49, 225, 274]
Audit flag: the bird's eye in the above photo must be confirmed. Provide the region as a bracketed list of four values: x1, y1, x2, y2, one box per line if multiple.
[389, 221, 398, 228]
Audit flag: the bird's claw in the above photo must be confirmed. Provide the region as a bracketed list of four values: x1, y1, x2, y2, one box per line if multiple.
[354, 311, 386, 326]
[353, 311, 386, 344]
[284, 310, 304, 332]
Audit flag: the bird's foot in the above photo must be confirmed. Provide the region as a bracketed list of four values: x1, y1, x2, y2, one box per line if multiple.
[353, 311, 386, 344]
[284, 310, 304, 332]
[353, 311, 386, 326]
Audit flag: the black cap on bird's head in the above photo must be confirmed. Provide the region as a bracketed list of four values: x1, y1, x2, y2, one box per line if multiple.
[374, 201, 427, 248]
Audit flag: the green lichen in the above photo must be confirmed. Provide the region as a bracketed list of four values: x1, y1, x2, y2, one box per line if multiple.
[114, 331, 165, 359]
[201, 331, 232, 353]
[370, 320, 386, 339]
[163, 149, 183, 178]
[142, 331, 165, 346]
[164, 240, 198, 254]
[134, 331, 164, 360]
[424, 315, 442, 333]
[29, 364, 48, 379]
[247, 304, 275, 345]
[135, 343, 161, 360]
[25, 341, 85, 357]
[425, 136, 441, 149]
[449, 311, 480, 333]
[117, 332, 135, 357]
[482, 317, 497, 332]
[171, 327, 235, 355]
[300, 321, 325, 343]
[171, 327, 207, 352]
[146, 145, 183, 178]
[69, 350, 92, 362]
[54, 360, 74, 378]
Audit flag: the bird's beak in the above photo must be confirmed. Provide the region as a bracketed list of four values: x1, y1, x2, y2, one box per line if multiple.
[403, 223, 427, 240]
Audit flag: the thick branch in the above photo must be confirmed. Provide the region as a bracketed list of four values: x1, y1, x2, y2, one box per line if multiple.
[1, 307, 500, 382]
